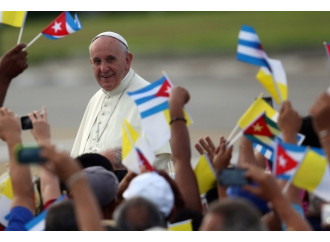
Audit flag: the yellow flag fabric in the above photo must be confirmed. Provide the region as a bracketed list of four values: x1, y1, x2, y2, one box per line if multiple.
[121, 119, 155, 174]
[257, 66, 288, 105]
[168, 219, 193, 231]
[292, 149, 330, 202]
[122, 119, 139, 161]
[0, 11, 26, 27]
[237, 96, 277, 129]
[163, 108, 193, 126]
[0, 172, 13, 199]
[193, 154, 216, 195]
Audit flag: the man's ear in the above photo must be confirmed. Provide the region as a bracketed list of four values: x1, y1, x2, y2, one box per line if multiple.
[126, 53, 133, 70]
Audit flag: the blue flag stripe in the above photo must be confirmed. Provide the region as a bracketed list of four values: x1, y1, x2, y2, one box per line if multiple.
[127, 76, 166, 96]
[141, 101, 169, 118]
[237, 53, 269, 68]
[241, 25, 256, 33]
[134, 95, 157, 105]
[25, 209, 46, 230]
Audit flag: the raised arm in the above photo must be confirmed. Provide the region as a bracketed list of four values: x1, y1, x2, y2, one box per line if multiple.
[169, 86, 202, 212]
[309, 91, 330, 164]
[0, 44, 28, 107]
[0, 107, 34, 213]
[29, 106, 61, 208]
[40, 145, 103, 231]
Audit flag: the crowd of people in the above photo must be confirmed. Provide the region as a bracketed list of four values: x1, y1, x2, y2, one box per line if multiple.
[0, 30, 330, 232]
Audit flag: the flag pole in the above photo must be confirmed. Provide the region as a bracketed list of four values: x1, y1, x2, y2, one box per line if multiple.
[17, 12, 27, 44]
[24, 33, 42, 50]
[227, 124, 239, 142]
[226, 131, 242, 148]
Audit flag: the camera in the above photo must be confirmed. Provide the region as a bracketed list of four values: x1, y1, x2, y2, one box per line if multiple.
[217, 167, 252, 186]
[14, 145, 46, 164]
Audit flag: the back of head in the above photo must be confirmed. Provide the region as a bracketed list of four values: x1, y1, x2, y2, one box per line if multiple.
[83, 166, 119, 208]
[113, 197, 166, 231]
[76, 153, 114, 172]
[45, 199, 78, 231]
[203, 198, 264, 231]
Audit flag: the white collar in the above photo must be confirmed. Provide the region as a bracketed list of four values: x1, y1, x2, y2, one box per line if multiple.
[102, 69, 134, 96]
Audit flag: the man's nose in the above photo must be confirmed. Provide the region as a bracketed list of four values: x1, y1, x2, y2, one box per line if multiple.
[100, 62, 109, 72]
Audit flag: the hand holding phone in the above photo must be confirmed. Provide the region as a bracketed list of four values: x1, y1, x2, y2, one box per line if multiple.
[218, 168, 252, 186]
[14, 144, 46, 164]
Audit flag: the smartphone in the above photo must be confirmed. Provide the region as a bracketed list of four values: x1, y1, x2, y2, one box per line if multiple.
[20, 116, 33, 130]
[14, 145, 46, 164]
[218, 168, 251, 186]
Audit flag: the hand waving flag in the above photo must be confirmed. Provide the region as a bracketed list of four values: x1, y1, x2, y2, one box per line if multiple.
[25, 11, 82, 49]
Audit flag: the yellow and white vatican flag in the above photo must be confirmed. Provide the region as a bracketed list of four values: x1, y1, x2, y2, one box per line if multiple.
[0, 172, 13, 227]
[121, 119, 155, 174]
[256, 58, 288, 105]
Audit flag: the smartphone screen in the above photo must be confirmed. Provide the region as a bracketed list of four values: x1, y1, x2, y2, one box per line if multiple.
[15, 145, 46, 164]
[218, 168, 251, 186]
[20, 116, 33, 130]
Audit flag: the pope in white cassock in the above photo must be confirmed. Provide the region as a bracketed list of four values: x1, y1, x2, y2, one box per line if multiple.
[71, 31, 172, 170]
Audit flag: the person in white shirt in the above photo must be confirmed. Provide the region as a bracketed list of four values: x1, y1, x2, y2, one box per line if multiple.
[71, 31, 171, 170]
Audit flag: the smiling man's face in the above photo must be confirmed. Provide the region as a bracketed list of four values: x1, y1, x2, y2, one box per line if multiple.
[90, 36, 132, 91]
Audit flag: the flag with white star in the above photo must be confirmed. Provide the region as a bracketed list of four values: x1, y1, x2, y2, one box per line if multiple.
[273, 141, 307, 181]
[127, 74, 192, 151]
[243, 112, 280, 149]
[41, 11, 82, 40]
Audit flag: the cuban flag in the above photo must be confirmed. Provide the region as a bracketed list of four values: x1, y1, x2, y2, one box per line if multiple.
[237, 25, 271, 70]
[135, 147, 155, 172]
[127, 75, 173, 151]
[42, 11, 82, 40]
[25, 195, 66, 231]
[273, 140, 307, 181]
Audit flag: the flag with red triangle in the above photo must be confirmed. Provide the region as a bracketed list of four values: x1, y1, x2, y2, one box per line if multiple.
[42, 11, 82, 40]
[135, 147, 155, 172]
[273, 140, 307, 181]
[127, 74, 192, 151]
[324, 42, 330, 59]
[243, 112, 280, 149]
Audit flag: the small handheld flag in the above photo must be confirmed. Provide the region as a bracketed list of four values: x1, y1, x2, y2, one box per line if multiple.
[0, 11, 26, 28]
[236, 25, 284, 103]
[25, 11, 82, 50]
[127, 73, 193, 151]
[324, 42, 330, 59]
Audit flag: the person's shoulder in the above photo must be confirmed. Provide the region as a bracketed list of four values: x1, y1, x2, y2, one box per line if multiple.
[89, 89, 104, 101]
[131, 72, 150, 89]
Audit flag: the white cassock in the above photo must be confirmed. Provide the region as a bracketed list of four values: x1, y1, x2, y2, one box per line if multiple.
[71, 68, 172, 170]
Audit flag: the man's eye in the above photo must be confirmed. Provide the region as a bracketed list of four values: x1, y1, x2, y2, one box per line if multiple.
[93, 60, 101, 66]
[106, 57, 115, 63]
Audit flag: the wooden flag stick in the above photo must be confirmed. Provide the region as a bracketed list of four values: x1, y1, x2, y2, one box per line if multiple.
[17, 12, 27, 44]
[226, 131, 242, 149]
[24, 33, 42, 50]
[227, 124, 239, 142]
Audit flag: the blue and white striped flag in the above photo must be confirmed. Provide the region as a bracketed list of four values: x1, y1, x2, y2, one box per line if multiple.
[25, 195, 66, 231]
[253, 133, 305, 167]
[127, 75, 173, 151]
[237, 25, 271, 71]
